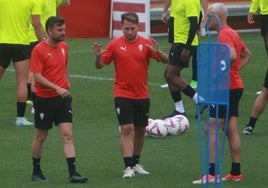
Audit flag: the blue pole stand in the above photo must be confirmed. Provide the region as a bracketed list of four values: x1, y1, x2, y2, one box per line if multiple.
[196, 14, 230, 188]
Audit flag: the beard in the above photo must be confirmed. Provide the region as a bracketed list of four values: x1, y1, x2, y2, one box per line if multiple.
[51, 35, 64, 43]
[125, 34, 136, 42]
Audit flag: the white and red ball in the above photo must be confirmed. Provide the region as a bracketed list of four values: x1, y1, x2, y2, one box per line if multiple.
[147, 119, 168, 138]
[145, 118, 155, 136]
[172, 115, 190, 133]
[164, 117, 182, 135]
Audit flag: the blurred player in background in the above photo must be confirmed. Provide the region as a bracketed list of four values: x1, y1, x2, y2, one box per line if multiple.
[243, 0, 268, 135]
[162, 0, 208, 118]
[0, 0, 44, 126]
[247, 0, 268, 57]
[92, 12, 168, 178]
[243, 70, 268, 135]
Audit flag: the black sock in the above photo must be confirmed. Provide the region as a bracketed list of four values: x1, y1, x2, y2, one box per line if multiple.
[27, 83, 32, 101]
[132, 155, 140, 166]
[231, 163, 241, 175]
[32, 157, 41, 174]
[123, 157, 133, 168]
[32, 93, 36, 106]
[209, 163, 216, 175]
[248, 117, 257, 128]
[17, 102, 26, 117]
[170, 90, 181, 103]
[181, 85, 196, 98]
[66, 157, 76, 177]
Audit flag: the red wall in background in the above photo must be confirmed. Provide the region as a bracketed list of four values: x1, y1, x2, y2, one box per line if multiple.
[59, 0, 111, 38]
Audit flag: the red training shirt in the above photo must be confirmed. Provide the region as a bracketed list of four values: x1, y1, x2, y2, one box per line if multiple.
[102, 35, 160, 99]
[30, 40, 69, 97]
[219, 25, 246, 89]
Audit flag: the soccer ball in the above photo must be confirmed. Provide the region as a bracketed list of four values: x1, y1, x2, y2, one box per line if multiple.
[164, 117, 182, 135]
[173, 115, 190, 133]
[148, 119, 168, 138]
[145, 118, 155, 136]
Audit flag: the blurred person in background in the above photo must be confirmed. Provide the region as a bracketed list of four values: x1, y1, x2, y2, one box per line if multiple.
[243, 0, 268, 135]
[162, 0, 208, 118]
[0, 0, 44, 126]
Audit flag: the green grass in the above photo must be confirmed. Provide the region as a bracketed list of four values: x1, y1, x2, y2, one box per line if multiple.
[0, 32, 268, 188]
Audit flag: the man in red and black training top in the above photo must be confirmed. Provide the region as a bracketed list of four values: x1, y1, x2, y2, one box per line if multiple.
[30, 16, 87, 183]
[92, 12, 169, 179]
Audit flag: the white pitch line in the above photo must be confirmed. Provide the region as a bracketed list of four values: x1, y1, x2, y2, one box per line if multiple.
[70, 74, 114, 81]
[70, 74, 161, 86]
[6, 68, 161, 86]
[4, 69, 260, 93]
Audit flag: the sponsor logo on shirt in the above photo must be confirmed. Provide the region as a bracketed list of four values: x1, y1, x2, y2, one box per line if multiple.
[120, 46, 127, 51]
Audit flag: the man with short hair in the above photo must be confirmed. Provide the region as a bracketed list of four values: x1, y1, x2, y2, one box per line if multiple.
[92, 12, 169, 178]
[30, 16, 87, 183]
[27, 0, 71, 113]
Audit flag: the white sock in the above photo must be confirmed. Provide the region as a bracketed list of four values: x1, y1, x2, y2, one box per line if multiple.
[175, 101, 185, 113]
[192, 93, 204, 104]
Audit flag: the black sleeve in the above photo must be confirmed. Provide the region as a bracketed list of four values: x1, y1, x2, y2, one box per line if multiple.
[198, 11, 203, 27]
[185, 16, 199, 50]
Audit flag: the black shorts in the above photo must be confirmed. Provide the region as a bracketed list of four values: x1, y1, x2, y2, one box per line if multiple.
[263, 68, 268, 88]
[209, 88, 243, 119]
[34, 96, 73, 130]
[0, 44, 30, 68]
[169, 43, 196, 68]
[260, 15, 268, 37]
[30, 41, 39, 54]
[114, 97, 150, 127]
[168, 16, 174, 44]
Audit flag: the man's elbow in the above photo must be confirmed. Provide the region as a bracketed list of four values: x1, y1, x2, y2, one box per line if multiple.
[242, 49, 252, 60]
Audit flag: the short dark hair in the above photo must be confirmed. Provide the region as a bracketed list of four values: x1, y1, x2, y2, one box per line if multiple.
[121, 12, 139, 24]
[45, 16, 65, 31]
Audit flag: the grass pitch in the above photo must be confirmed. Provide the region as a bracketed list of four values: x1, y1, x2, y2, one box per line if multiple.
[0, 32, 267, 188]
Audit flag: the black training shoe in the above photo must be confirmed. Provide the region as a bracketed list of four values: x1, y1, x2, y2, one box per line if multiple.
[242, 126, 253, 135]
[31, 172, 48, 182]
[195, 104, 208, 119]
[164, 110, 187, 119]
[69, 172, 88, 183]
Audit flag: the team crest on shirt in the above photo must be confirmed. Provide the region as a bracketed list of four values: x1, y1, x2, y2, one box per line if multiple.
[138, 44, 143, 51]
